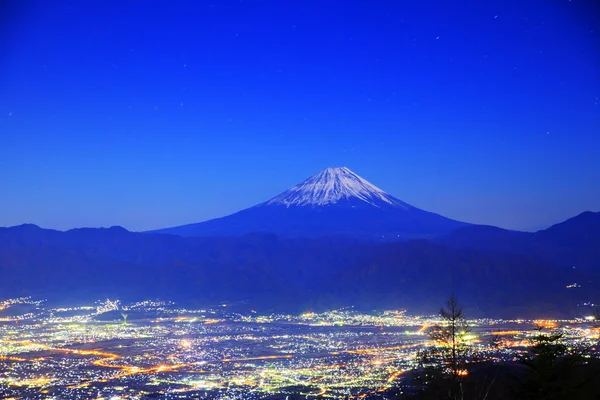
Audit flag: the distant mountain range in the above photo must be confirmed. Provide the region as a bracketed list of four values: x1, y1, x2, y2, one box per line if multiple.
[438, 211, 600, 271]
[1, 167, 598, 317]
[1, 212, 599, 318]
[150, 167, 470, 240]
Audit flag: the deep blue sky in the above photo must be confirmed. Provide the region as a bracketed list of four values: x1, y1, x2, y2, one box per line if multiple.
[1, 0, 598, 231]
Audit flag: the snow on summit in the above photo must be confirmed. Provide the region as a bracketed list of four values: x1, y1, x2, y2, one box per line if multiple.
[152, 166, 470, 238]
[265, 167, 413, 209]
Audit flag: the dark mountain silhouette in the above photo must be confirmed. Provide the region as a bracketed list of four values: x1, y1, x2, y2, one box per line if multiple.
[439, 211, 600, 271]
[151, 167, 470, 240]
[1, 219, 597, 318]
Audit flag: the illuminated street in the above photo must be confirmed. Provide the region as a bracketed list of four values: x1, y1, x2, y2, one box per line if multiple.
[0, 298, 598, 399]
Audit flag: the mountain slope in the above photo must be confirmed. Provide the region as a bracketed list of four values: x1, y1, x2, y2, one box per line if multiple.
[0, 224, 592, 317]
[152, 167, 470, 240]
[266, 167, 412, 208]
[439, 211, 600, 271]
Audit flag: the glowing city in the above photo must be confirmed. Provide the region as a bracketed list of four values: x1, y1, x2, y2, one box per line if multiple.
[1, 297, 598, 399]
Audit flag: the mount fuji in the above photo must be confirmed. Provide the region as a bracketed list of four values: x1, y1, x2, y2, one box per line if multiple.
[152, 167, 471, 240]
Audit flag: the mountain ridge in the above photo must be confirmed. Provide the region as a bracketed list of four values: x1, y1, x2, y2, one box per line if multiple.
[439, 211, 600, 271]
[1, 211, 598, 317]
[264, 166, 413, 209]
[152, 167, 470, 239]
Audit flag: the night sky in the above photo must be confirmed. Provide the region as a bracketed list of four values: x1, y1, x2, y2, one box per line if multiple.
[1, 0, 599, 232]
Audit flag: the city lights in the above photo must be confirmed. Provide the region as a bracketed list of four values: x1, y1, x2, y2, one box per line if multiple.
[0, 298, 598, 399]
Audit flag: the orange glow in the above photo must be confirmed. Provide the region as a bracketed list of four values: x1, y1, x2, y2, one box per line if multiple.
[0, 355, 26, 362]
[387, 370, 404, 382]
[534, 320, 557, 328]
[9, 377, 54, 387]
[2, 339, 191, 383]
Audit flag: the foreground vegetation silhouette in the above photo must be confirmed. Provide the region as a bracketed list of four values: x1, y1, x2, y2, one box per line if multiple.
[399, 298, 600, 400]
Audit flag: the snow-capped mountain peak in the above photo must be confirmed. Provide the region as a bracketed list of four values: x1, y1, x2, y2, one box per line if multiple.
[153, 166, 470, 239]
[265, 167, 412, 209]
